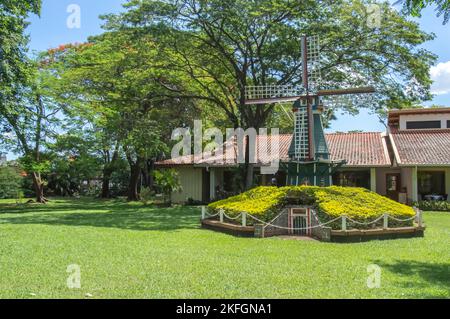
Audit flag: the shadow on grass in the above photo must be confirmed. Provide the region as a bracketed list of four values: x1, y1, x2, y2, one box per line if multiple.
[0, 198, 135, 214]
[375, 259, 450, 297]
[0, 198, 201, 231]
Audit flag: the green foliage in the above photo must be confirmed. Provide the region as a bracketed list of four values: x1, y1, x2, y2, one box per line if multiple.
[41, 29, 199, 199]
[396, 0, 450, 24]
[0, 166, 23, 199]
[140, 187, 154, 205]
[46, 133, 103, 196]
[415, 200, 450, 212]
[209, 186, 287, 220]
[209, 186, 415, 226]
[154, 169, 182, 199]
[108, 0, 437, 129]
[0, 1, 59, 202]
[0, 0, 41, 96]
[18, 154, 51, 175]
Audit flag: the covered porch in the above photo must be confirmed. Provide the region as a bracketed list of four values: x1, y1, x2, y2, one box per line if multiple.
[375, 167, 450, 204]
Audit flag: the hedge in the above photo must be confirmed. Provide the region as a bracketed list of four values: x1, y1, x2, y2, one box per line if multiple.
[208, 186, 286, 222]
[208, 186, 415, 227]
[414, 200, 450, 212]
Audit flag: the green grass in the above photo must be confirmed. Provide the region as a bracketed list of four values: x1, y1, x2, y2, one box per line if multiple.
[0, 198, 448, 299]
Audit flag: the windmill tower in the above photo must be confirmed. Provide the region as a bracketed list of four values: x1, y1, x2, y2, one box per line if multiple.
[244, 35, 375, 186]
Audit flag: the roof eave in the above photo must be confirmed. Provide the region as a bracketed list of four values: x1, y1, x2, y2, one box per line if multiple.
[397, 163, 450, 167]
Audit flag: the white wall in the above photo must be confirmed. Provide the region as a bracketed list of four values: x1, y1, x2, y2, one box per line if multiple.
[399, 113, 450, 130]
[171, 167, 204, 203]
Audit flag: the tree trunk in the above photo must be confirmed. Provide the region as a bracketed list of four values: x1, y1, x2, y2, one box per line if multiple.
[31, 172, 46, 203]
[100, 169, 112, 198]
[142, 159, 155, 189]
[127, 158, 142, 201]
[245, 163, 254, 190]
[100, 145, 119, 198]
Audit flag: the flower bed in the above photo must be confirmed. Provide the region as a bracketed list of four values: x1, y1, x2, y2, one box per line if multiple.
[208, 186, 416, 229]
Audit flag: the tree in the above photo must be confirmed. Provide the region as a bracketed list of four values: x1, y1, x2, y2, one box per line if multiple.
[0, 61, 61, 203]
[396, 0, 450, 24]
[105, 0, 436, 188]
[43, 31, 198, 200]
[0, 1, 49, 202]
[0, 166, 23, 199]
[153, 169, 181, 204]
[47, 132, 103, 196]
[0, 0, 41, 100]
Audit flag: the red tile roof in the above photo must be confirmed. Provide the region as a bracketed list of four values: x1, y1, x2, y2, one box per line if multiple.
[390, 129, 450, 166]
[156, 132, 391, 167]
[326, 132, 391, 167]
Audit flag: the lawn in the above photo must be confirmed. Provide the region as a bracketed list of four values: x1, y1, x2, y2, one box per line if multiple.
[0, 198, 448, 299]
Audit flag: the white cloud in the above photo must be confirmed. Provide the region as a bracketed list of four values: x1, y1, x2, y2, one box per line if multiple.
[430, 61, 450, 95]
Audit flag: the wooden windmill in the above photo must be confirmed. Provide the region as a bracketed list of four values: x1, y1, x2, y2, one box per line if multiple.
[244, 35, 375, 186]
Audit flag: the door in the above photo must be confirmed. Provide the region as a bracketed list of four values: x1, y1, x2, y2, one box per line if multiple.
[292, 215, 307, 236]
[386, 173, 401, 201]
[289, 208, 309, 236]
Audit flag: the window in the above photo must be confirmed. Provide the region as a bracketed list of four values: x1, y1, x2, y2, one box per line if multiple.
[406, 121, 441, 129]
[332, 171, 370, 189]
[418, 171, 445, 195]
[447, 120, 450, 128]
[386, 174, 400, 192]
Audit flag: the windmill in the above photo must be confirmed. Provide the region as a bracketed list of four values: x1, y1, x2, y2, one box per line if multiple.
[244, 35, 375, 186]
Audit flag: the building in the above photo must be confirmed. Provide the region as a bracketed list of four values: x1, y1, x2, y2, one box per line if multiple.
[156, 108, 450, 204]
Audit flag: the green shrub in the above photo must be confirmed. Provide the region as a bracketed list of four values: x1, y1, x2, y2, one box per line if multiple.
[414, 200, 450, 212]
[208, 186, 287, 221]
[208, 186, 415, 227]
[0, 166, 23, 199]
[140, 187, 154, 205]
[154, 169, 182, 203]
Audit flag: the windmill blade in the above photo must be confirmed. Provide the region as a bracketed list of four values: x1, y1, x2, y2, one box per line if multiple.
[321, 92, 378, 110]
[303, 35, 321, 92]
[244, 85, 306, 105]
[317, 86, 375, 96]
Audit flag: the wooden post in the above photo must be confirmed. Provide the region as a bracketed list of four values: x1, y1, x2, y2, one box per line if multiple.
[242, 212, 247, 227]
[341, 215, 347, 231]
[201, 206, 206, 220]
[254, 224, 265, 238]
[383, 213, 388, 229]
[219, 209, 224, 223]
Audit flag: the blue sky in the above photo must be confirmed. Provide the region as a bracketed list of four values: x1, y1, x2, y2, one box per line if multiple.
[21, 0, 450, 133]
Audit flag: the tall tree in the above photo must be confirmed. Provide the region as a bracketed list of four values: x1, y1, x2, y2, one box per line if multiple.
[0, 0, 53, 202]
[105, 0, 436, 188]
[43, 31, 199, 200]
[0, 61, 62, 203]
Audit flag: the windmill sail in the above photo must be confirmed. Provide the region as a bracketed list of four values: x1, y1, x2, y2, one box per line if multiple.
[243, 35, 374, 186]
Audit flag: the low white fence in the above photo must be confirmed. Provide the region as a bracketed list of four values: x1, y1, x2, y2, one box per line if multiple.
[201, 206, 423, 232]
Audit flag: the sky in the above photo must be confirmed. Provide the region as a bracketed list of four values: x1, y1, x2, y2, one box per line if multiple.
[3, 0, 449, 160]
